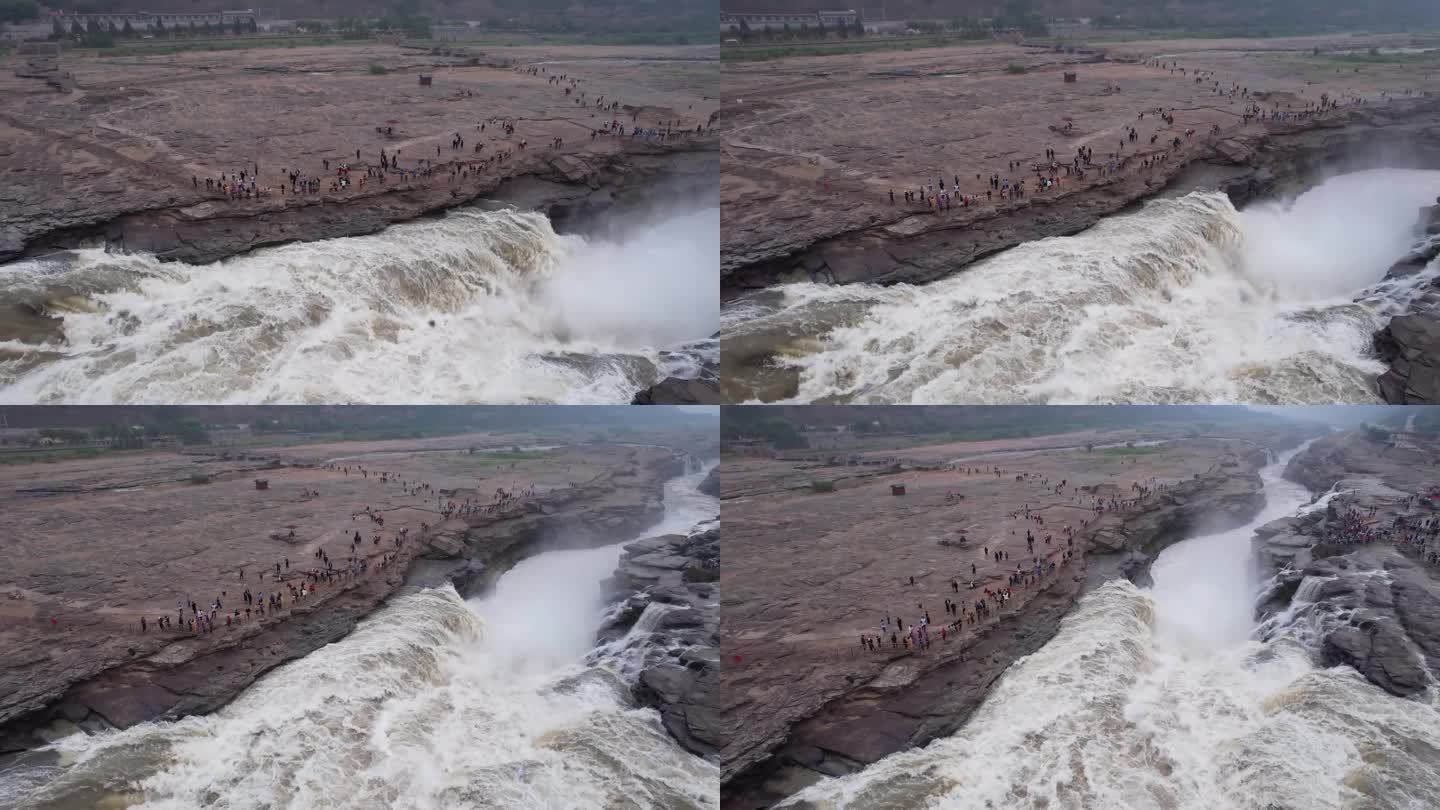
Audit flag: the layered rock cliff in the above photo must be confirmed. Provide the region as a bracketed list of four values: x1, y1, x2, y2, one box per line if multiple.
[1253, 432, 1440, 698]
[722, 96, 1440, 295]
[599, 525, 721, 760]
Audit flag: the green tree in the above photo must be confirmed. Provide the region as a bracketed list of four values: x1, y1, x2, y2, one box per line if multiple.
[0, 0, 39, 24]
[853, 17, 864, 36]
[231, 17, 243, 35]
[247, 18, 257, 33]
[816, 19, 826, 37]
[51, 17, 64, 38]
[175, 419, 210, 445]
[154, 18, 165, 36]
[121, 18, 134, 37]
[738, 17, 750, 41]
[70, 19, 83, 36]
[85, 17, 99, 34]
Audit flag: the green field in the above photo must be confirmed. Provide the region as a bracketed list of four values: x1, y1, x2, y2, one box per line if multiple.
[0, 447, 131, 465]
[721, 36, 987, 62]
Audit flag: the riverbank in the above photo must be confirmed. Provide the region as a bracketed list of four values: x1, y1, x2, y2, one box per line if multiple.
[719, 428, 1304, 809]
[720, 30, 1440, 297]
[723, 95, 1440, 296]
[0, 41, 718, 267]
[0, 437, 691, 759]
[600, 518, 722, 760]
[4, 140, 716, 269]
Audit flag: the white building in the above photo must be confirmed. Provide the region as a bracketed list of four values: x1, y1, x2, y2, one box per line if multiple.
[863, 19, 905, 33]
[49, 9, 258, 32]
[721, 9, 860, 31]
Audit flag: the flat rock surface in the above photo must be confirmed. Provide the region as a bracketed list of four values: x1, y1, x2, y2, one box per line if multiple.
[0, 42, 718, 263]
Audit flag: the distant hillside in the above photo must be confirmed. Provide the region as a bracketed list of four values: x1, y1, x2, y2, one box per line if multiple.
[42, 0, 718, 32]
[0, 405, 715, 432]
[721, 0, 1440, 33]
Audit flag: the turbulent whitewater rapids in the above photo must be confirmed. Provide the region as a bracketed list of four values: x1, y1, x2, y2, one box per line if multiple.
[0, 205, 719, 404]
[780, 446, 1440, 810]
[722, 169, 1440, 404]
[0, 464, 720, 810]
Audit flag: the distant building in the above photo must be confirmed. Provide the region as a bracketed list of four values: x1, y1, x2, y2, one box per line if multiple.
[207, 424, 254, 445]
[49, 8, 258, 32]
[863, 20, 905, 34]
[433, 23, 477, 41]
[721, 438, 775, 458]
[721, 9, 860, 31]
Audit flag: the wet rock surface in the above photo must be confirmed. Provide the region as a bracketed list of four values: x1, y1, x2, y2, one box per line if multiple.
[1256, 432, 1440, 698]
[1309, 552, 1440, 696]
[600, 525, 721, 760]
[1375, 303, 1440, 406]
[632, 376, 722, 405]
[1373, 200, 1440, 404]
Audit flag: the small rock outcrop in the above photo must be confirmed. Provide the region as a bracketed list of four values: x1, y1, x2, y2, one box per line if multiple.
[632, 377, 721, 405]
[599, 526, 720, 760]
[1307, 554, 1440, 697]
[698, 466, 720, 497]
[1374, 313, 1440, 404]
[1373, 200, 1440, 404]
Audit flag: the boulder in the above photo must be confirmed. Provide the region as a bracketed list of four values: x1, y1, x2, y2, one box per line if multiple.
[1321, 622, 1428, 696]
[631, 377, 720, 405]
[1374, 314, 1440, 404]
[698, 467, 720, 497]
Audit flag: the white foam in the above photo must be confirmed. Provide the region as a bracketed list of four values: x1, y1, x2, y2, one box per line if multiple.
[724, 169, 1440, 404]
[0, 206, 719, 404]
